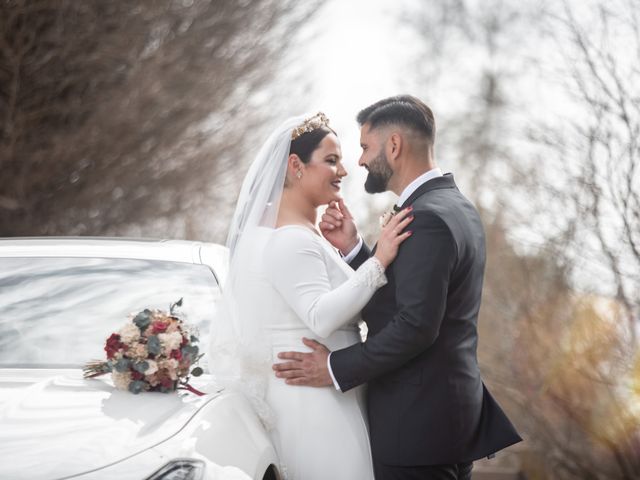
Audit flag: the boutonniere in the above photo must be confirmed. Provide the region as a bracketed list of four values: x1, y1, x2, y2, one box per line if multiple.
[379, 204, 401, 228]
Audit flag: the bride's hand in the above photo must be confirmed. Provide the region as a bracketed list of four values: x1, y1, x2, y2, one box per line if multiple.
[319, 199, 359, 254]
[374, 207, 414, 268]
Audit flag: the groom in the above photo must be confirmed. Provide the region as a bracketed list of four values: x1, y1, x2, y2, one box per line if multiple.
[273, 95, 522, 479]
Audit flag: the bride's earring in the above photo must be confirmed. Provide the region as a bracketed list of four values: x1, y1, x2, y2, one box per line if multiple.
[296, 170, 302, 179]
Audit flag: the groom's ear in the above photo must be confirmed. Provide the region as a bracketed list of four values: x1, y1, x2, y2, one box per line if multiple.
[387, 132, 403, 162]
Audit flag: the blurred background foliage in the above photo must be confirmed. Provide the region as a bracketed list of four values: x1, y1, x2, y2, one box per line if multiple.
[0, 0, 317, 238]
[1, 0, 638, 478]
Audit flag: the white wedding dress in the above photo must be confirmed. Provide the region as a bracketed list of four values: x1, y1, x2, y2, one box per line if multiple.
[235, 225, 386, 480]
[208, 113, 385, 479]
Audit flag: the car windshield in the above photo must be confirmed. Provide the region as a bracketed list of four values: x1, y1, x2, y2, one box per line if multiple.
[0, 256, 221, 368]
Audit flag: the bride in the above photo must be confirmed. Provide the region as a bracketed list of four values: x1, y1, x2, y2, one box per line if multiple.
[209, 113, 412, 479]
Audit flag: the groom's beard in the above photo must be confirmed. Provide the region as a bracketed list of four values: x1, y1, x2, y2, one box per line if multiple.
[364, 149, 393, 193]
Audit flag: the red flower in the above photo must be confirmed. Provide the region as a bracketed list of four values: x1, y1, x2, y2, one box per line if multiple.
[131, 370, 144, 381]
[170, 349, 182, 360]
[105, 333, 123, 360]
[160, 376, 174, 389]
[151, 321, 169, 334]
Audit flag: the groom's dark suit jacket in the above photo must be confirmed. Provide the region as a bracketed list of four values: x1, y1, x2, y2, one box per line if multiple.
[330, 173, 522, 466]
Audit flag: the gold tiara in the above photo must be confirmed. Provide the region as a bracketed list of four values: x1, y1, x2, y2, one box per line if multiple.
[291, 112, 330, 140]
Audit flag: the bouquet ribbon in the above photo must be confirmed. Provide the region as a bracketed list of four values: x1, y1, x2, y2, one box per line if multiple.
[179, 382, 206, 396]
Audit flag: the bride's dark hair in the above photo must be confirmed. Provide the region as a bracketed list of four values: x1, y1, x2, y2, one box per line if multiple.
[289, 126, 336, 164]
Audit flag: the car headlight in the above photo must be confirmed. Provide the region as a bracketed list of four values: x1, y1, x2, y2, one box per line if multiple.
[145, 459, 205, 480]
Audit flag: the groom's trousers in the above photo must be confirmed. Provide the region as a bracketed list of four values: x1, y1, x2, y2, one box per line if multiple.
[373, 461, 473, 480]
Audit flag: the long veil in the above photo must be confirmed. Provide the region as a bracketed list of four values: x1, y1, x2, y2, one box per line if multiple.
[208, 115, 307, 429]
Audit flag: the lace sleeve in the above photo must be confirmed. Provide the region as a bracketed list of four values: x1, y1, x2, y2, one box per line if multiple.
[265, 227, 387, 338]
[352, 256, 387, 289]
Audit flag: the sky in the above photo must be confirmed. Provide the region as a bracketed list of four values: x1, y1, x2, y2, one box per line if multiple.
[295, 0, 413, 219]
[284, 0, 638, 299]
[294, 0, 562, 223]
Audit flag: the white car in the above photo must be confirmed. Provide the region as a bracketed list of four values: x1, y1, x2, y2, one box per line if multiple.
[0, 237, 282, 480]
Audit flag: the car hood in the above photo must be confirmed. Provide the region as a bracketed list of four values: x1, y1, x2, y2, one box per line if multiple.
[0, 368, 217, 480]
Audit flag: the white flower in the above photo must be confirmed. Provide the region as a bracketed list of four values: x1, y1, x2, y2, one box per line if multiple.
[158, 331, 183, 352]
[146, 360, 159, 376]
[159, 358, 180, 380]
[112, 371, 131, 391]
[132, 343, 148, 359]
[119, 323, 140, 344]
[166, 320, 180, 334]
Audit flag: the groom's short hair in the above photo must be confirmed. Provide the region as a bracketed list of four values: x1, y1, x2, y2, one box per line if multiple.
[357, 95, 435, 145]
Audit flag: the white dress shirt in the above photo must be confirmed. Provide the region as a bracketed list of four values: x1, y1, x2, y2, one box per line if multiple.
[328, 167, 444, 390]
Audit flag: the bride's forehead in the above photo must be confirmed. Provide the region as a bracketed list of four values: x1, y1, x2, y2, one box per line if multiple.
[318, 133, 341, 151]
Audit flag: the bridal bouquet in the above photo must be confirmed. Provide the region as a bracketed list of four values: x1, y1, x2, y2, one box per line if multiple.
[83, 299, 205, 395]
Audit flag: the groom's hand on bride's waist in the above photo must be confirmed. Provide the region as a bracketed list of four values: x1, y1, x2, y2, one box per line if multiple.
[273, 337, 333, 387]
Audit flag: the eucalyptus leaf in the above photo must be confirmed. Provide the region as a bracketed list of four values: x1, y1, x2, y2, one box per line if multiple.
[133, 361, 149, 373]
[182, 345, 198, 355]
[147, 335, 161, 355]
[114, 358, 131, 372]
[133, 309, 152, 330]
[128, 380, 145, 394]
[170, 297, 184, 315]
[181, 345, 198, 361]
